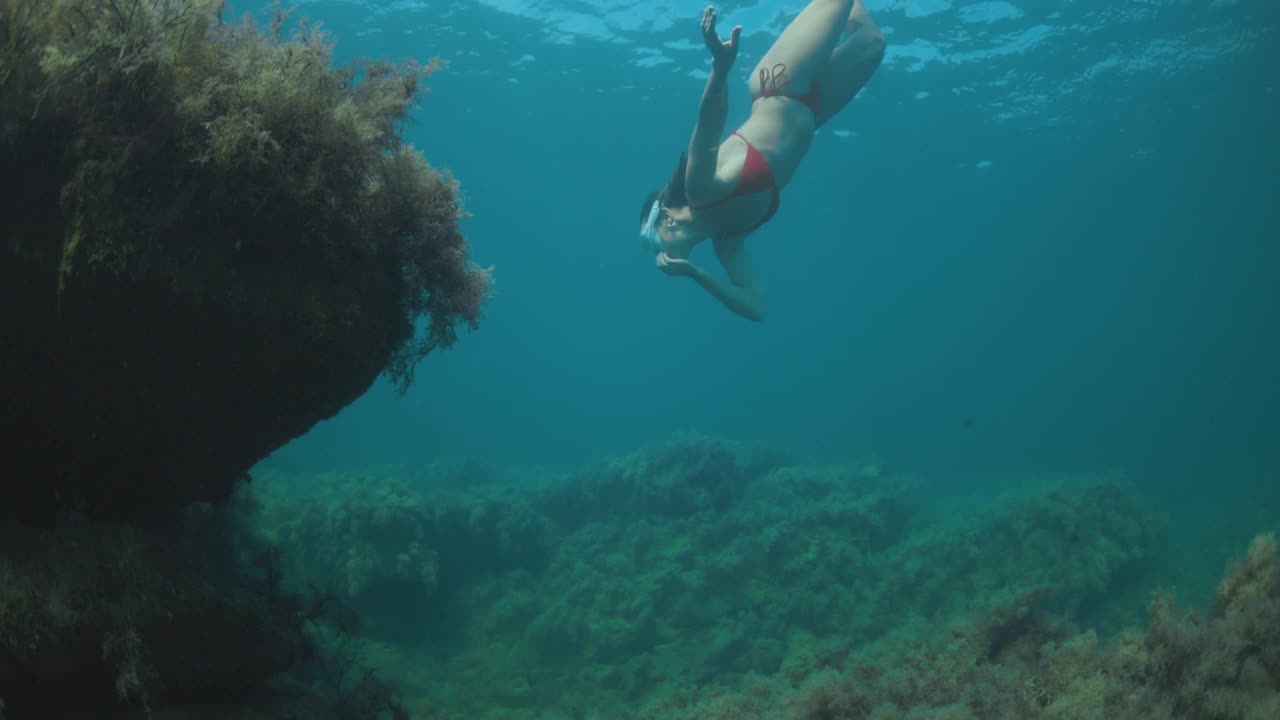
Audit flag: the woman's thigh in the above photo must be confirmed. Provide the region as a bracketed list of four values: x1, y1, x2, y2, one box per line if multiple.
[749, 0, 855, 96]
[813, 29, 885, 127]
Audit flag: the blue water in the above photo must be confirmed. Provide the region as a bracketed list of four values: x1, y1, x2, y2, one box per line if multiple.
[259, 0, 1279, 500]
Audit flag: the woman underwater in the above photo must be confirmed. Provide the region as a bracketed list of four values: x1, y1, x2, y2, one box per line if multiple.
[638, 1, 885, 320]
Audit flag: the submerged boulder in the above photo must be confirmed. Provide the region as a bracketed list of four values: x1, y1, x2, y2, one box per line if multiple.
[0, 516, 307, 714]
[0, 0, 490, 526]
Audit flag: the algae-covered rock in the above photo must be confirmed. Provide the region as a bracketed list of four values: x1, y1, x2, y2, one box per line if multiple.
[0, 496, 415, 718]
[0, 514, 306, 714]
[638, 533, 1280, 720]
[0, 0, 489, 527]
[254, 463, 552, 642]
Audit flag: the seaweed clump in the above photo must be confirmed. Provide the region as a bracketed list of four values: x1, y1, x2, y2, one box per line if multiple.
[262, 438, 1156, 718]
[638, 534, 1280, 720]
[0, 494, 413, 718]
[0, 0, 490, 527]
[254, 462, 553, 643]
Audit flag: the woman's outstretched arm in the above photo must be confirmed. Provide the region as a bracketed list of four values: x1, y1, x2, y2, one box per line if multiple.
[685, 7, 741, 203]
[656, 235, 766, 321]
[695, 242, 766, 321]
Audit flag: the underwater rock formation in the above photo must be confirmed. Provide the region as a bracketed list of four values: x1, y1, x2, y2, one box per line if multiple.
[0, 0, 489, 527]
[0, 514, 305, 714]
[251, 436, 1168, 718]
[0, 497, 410, 718]
[774, 534, 1280, 720]
[254, 461, 552, 642]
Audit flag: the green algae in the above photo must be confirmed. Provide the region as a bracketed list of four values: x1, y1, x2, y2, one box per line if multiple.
[1, 0, 490, 527]
[250, 435, 1207, 719]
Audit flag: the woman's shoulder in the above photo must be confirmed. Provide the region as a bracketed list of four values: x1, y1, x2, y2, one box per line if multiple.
[688, 136, 748, 207]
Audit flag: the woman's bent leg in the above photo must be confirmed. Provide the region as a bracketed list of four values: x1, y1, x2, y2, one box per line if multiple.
[813, 1, 885, 128]
[749, 0, 856, 99]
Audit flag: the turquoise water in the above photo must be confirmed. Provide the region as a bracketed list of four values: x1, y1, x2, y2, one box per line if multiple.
[3, 3, 1278, 718]
[242, 2, 1279, 716]
[260, 0, 1278, 496]
[225, 1, 1280, 712]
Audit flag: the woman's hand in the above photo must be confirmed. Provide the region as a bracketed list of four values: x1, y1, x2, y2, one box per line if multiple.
[701, 6, 742, 72]
[657, 252, 701, 278]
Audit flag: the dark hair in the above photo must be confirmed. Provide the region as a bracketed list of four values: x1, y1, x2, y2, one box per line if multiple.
[666, 152, 688, 207]
[639, 151, 689, 224]
[639, 189, 662, 225]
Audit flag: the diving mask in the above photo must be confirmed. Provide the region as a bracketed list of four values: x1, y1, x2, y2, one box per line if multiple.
[639, 200, 664, 254]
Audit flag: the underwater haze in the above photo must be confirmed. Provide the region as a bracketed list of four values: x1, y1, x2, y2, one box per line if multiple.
[8, 2, 1280, 717]
[262, 0, 1280, 497]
